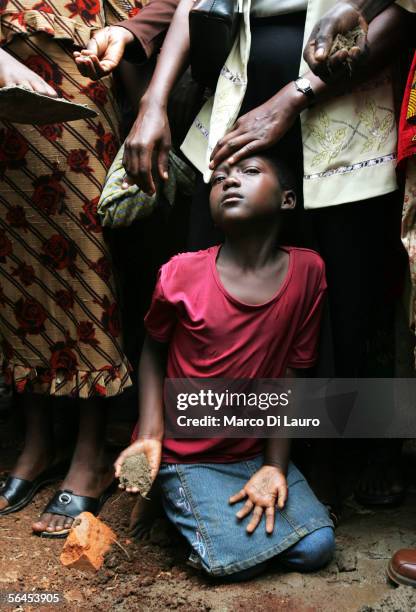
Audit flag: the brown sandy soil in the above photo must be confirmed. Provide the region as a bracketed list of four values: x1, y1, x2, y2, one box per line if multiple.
[2, 414, 416, 611]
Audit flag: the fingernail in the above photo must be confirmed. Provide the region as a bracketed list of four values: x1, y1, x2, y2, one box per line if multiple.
[209, 162, 214, 169]
[163, 172, 168, 180]
[315, 49, 325, 59]
[228, 157, 234, 164]
[122, 182, 129, 189]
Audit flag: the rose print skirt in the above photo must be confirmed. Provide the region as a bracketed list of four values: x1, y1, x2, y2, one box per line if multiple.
[0, 33, 131, 397]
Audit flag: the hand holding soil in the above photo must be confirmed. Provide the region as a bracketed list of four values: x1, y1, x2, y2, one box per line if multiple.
[119, 454, 153, 497]
[114, 438, 162, 494]
[303, 2, 368, 81]
[327, 25, 368, 76]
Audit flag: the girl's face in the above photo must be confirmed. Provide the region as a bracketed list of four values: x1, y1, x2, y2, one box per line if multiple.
[209, 156, 295, 229]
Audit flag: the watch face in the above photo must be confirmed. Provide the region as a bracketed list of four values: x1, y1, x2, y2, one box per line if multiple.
[297, 78, 310, 90]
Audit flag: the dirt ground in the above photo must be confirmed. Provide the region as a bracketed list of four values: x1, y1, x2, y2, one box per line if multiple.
[2, 408, 416, 612]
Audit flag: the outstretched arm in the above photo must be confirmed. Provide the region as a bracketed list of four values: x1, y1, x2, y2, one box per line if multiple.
[122, 0, 194, 194]
[210, 5, 409, 169]
[228, 368, 296, 534]
[114, 334, 167, 490]
[74, 0, 180, 80]
[263, 367, 296, 476]
[303, 0, 396, 80]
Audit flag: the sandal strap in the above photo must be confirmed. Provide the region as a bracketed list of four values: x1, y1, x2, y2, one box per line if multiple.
[43, 489, 100, 519]
[0, 476, 32, 505]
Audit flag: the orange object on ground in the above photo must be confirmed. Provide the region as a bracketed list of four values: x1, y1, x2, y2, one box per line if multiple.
[60, 512, 116, 571]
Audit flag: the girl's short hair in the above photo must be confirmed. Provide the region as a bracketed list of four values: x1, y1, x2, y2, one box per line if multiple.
[260, 150, 296, 192]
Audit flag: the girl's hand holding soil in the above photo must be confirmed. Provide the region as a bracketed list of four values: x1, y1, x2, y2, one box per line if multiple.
[122, 98, 171, 195]
[229, 465, 288, 535]
[114, 438, 162, 494]
[209, 82, 304, 170]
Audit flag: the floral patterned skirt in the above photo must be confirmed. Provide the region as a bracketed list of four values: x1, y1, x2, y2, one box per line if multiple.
[0, 33, 132, 397]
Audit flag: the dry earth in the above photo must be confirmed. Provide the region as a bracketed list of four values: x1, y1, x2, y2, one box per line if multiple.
[1, 406, 416, 612]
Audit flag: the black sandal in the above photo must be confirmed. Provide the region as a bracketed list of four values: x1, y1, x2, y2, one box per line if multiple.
[0, 463, 66, 516]
[35, 481, 116, 539]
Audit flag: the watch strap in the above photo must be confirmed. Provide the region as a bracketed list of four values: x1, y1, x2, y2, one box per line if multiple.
[294, 77, 315, 105]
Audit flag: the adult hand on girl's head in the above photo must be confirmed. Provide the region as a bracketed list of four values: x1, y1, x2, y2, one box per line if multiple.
[74, 26, 135, 80]
[0, 49, 58, 96]
[229, 465, 288, 534]
[114, 438, 162, 492]
[303, 2, 368, 82]
[209, 83, 303, 170]
[122, 98, 171, 195]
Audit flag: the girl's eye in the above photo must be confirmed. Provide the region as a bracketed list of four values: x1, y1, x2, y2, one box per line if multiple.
[245, 167, 260, 174]
[212, 175, 225, 185]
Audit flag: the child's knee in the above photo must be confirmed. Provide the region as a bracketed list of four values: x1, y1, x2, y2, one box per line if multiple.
[215, 561, 268, 583]
[280, 526, 335, 573]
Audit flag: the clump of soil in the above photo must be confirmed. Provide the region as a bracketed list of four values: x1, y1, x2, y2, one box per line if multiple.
[360, 586, 416, 611]
[329, 25, 367, 73]
[119, 453, 152, 497]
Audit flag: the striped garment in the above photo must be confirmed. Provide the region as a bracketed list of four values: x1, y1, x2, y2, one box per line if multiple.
[0, 0, 143, 397]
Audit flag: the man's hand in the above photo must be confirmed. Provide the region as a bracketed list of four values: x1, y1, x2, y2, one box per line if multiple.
[229, 465, 288, 534]
[114, 438, 162, 493]
[209, 82, 305, 170]
[122, 98, 171, 194]
[0, 49, 58, 96]
[303, 2, 369, 81]
[74, 26, 135, 80]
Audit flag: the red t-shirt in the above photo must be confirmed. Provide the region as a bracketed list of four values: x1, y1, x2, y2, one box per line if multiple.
[143, 245, 327, 463]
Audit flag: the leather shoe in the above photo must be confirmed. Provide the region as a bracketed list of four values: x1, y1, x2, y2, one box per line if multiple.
[387, 549, 416, 587]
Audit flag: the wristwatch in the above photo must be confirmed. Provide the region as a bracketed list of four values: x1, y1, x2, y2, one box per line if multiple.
[294, 77, 315, 106]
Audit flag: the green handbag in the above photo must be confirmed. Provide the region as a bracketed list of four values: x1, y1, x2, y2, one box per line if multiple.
[98, 145, 195, 229]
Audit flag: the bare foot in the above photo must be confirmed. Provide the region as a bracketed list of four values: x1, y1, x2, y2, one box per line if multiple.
[32, 461, 114, 534]
[129, 483, 164, 540]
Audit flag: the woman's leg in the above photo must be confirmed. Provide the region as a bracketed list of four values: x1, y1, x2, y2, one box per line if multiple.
[0, 394, 54, 511]
[32, 397, 113, 533]
[278, 527, 335, 572]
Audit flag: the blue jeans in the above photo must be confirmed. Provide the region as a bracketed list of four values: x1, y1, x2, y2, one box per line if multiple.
[221, 526, 335, 582]
[157, 456, 334, 578]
